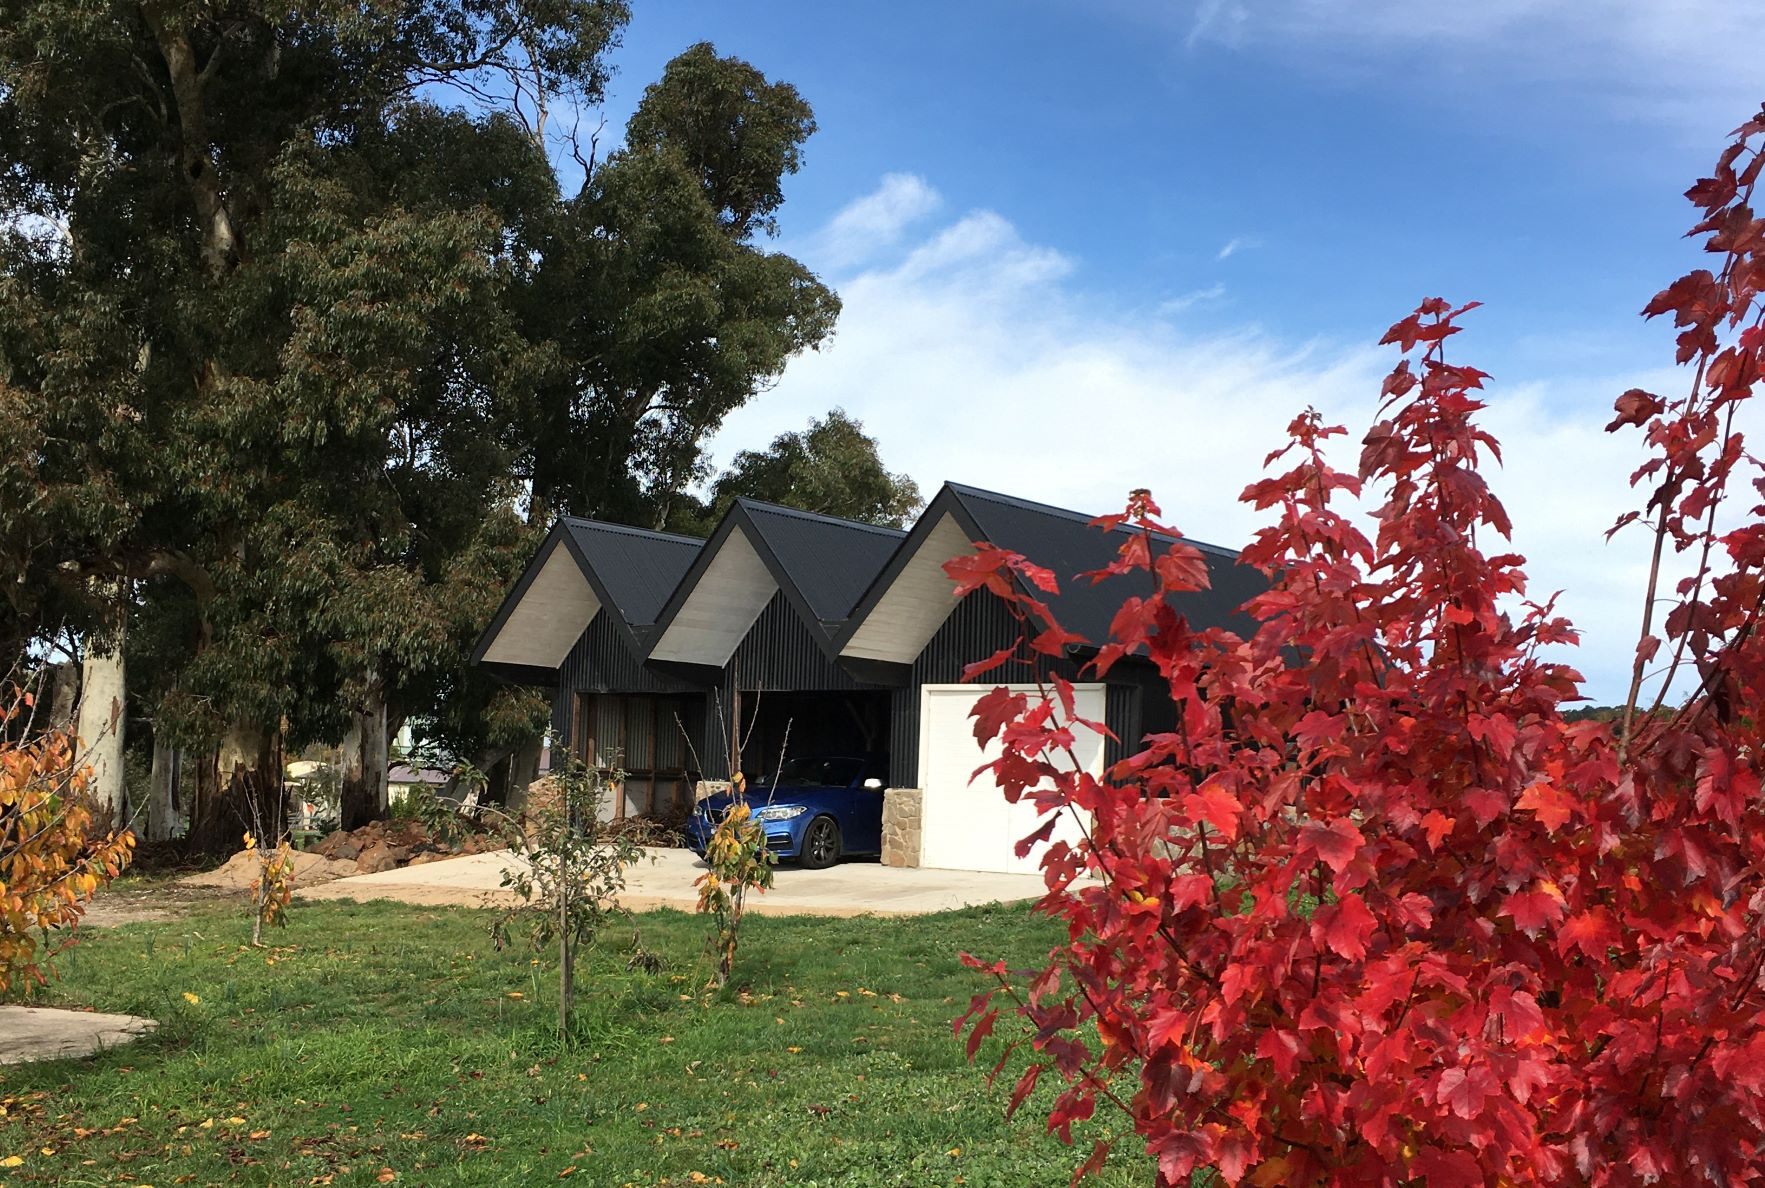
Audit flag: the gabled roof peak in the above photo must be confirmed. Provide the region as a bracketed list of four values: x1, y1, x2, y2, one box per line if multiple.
[556, 515, 703, 546]
[731, 497, 910, 538]
[942, 482, 1241, 559]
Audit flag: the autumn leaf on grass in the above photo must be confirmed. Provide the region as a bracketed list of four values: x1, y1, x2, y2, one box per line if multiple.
[1, 1154, 24, 1167]
[376, 1170, 397, 1183]
[182, 992, 200, 1005]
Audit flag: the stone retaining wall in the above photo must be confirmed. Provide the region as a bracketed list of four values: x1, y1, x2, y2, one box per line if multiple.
[881, 787, 924, 868]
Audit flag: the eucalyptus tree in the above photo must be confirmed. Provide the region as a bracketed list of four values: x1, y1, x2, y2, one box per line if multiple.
[1, 0, 618, 840]
[1, 8, 839, 840]
[699, 408, 923, 531]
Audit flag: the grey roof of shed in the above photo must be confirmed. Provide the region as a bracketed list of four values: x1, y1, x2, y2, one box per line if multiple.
[738, 500, 907, 624]
[830, 483, 1261, 660]
[559, 518, 703, 626]
[475, 483, 1261, 682]
[945, 483, 1260, 644]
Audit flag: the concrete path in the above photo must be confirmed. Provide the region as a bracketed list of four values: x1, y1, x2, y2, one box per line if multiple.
[0, 1006, 156, 1065]
[300, 846, 1050, 917]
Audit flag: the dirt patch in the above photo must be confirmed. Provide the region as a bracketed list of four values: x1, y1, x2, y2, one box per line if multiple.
[179, 848, 361, 891]
[79, 881, 236, 928]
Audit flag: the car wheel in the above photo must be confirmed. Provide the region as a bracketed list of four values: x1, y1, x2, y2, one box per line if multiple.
[800, 816, 841, 870]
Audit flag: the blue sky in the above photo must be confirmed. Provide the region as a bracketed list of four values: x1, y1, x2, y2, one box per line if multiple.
[580, 1, 1764, 702]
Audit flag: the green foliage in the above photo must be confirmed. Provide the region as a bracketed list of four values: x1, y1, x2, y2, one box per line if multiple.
[693, 407, 924, 532]
[490, 758, 648, 1038]
[4, 899, 1146, 1184]
[0, 3, 839, 828]
[625, 41, 816, 238]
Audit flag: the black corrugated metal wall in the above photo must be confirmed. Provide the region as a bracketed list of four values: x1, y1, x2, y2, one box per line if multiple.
[552, 614, 715, 766]
[887, 590, 1154, 787]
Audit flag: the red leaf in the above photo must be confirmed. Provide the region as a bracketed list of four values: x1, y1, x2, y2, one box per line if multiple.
[1558, 909, 1620, 960]
[1515, 782, 1576, 833]
[964, 1008, 998, 1060]
[1298, 818, 1363, 874]
[1410, 1147, 1484, 1187]
[1007, 1064, 1043, 1118]
[1434, 1064, 1494, 1120]
[1182, 781, 1241, 842]
[1606, 387, 1665, 431]
[1314, 894, 1377, 961]
[1499, 883, 1567, 935]
[1070, 1140, 1111, 1186]
[969, 687, 1026, 746]
[1420, 810, 1456, 851]
[1014, 815, 1058, 859]
[960, 646, 1019, 683]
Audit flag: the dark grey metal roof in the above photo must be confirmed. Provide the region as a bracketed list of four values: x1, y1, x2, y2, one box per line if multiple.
[559, 518, 703, 626]
[479, 483, 1259, 682]
[943, 483, 1260, 645]
[736, 500, 906, 624]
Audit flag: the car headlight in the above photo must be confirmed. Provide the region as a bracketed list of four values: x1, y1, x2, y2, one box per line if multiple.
[755, 804, 808, 822]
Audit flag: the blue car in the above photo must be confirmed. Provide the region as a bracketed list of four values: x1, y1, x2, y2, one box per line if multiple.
[685, 755, 889, 869]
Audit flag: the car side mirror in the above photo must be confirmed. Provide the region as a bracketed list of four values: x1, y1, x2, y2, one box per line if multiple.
[862, 778, 884, 791]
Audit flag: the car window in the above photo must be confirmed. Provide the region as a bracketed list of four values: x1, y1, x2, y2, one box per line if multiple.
[771, 757, 865, 788]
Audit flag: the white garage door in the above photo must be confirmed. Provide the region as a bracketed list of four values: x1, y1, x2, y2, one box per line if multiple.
[917, 683, 1106, 874]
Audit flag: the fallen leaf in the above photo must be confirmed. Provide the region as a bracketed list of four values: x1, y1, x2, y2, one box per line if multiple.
[558, 1166, 576, 1178]
[376, 1170, 397, 1183]
[182, 993, 201, 1005]
[248, 1130, 270, 1140]
[1, 1155, 24, 1168]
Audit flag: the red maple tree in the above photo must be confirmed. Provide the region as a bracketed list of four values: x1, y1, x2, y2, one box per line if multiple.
[954, 108, 1765, 1185]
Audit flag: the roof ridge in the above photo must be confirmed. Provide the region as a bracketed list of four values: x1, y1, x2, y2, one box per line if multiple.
[560, 516, 705, 547]
[943, 482, 1240, 559]
[734, 497, 909, 538]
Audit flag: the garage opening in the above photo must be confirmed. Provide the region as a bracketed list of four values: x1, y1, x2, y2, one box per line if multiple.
[731, 689, 891, 786]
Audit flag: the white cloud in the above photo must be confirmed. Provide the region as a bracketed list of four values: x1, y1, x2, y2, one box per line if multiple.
[804, 172, 942, 270]
[715, 181, 1747, 703]
[1159, 283, 1227, 315]
[1146, 0, 1763, 132]
[1216, 237, 1256, 261]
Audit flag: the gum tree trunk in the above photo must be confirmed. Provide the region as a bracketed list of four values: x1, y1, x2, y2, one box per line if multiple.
[75, 630, 127, 823]
[340, 680, 389, 830]
[146, 739, 179, 842]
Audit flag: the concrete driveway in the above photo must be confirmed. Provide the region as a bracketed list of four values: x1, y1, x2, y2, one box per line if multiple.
[300, 846, 1049, 917]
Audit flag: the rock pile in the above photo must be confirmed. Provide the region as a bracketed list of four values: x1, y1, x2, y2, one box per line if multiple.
[312, 818, 504, 874]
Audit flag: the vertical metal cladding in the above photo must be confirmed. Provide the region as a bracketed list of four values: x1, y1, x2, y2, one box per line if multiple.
[727, 593, 866, 692]
[553, 615, 708, 755]
[887, 590, 1154, 786]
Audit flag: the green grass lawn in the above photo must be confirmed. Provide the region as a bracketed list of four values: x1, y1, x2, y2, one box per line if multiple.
[1, 894, 1149, 1187]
